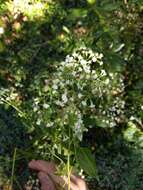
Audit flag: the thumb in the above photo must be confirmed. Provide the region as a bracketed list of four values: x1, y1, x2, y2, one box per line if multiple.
[38, 172, 56, 190]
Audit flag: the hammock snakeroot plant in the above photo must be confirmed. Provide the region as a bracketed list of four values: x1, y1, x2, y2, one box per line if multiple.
[0, 47, 125, 178]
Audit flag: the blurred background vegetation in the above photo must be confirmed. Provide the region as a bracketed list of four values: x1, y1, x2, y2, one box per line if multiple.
[0, 0, 143, 189]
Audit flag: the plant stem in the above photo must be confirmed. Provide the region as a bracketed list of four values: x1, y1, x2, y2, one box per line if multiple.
[67, 153, 70, 190]
[10, 148, 17, 190]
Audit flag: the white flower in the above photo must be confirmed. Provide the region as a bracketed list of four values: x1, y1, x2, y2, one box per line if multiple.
[130, 116, 135, 121]
[53, 79, 60, 84]
[36, 119, 41, 125]
[78, 67, 83, 72]
[34, 98, 40, 105]
[33, 105, 39, 112]
[61, 61, 65, 66]
[92, 57, 97, 62]
[81, 175, 85, 179]
[141, 105, 143, 110]
[78, 55, 83, 60]
[55, 100, 64, 107]
[84, 67, 90, 73]
[10, 92, 18, 100]
[62, 93, 68, 103]
[43, 103, 50, 109]
[52, 84, 58, 90]
[70, 97, 74, 102]
[80, 59, 86, 65]
[46, 122, 54, 127]
[105, 78, 110, 85]
[0, 27, 4, 34]
[109, 73, 114, 78]
[101, 70, 106, 76]
[93, 73, 98, 79]
[81, 101, 87, 106]
[95, 53, 99, 57]
[72, 71, 76, 76]
[78, 93, 83, 98]
[79, 169, 84, 176]
[90, 102, 95, 108]
[66, 55, 74, 63]
[99, 53, 103, 59]
[99, 61, 103, 66]
[66, 80, 71, 85]
[72, 52, 78, 57]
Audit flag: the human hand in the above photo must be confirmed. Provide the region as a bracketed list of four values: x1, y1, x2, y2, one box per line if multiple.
[29, 160, 88, 190]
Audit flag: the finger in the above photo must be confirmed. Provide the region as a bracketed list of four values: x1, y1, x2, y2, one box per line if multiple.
[70, 175, 88, 190]
[29, 160, 56, 174]
[38, 172, 55, 190]
[70, 174, 82, 184]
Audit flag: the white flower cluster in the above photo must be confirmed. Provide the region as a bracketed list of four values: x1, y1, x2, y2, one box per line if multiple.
[0, 47, 126, 142]
[29, 47, 126, 141]
[0, 87, 19, 103]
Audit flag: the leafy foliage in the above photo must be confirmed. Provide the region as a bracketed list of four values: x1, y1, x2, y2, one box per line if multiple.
[0, 0, 143, 189]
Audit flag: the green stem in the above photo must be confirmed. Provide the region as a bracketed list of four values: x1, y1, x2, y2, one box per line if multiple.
[10, 148, 17, 190]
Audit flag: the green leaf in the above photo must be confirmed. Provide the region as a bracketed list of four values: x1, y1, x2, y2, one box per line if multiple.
[68, 8, 88, 21]
[101, 3, 120, 11]
[76, 147, 98, 178]
[106, 53, 124, 72]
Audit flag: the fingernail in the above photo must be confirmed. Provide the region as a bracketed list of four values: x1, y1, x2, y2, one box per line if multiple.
[28, 160, 36, 168]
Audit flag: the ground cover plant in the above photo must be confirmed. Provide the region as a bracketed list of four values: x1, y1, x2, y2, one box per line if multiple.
[0, 0, 143, 189]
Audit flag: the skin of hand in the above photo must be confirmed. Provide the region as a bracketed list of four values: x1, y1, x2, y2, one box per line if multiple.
[29, 160, 88, 190]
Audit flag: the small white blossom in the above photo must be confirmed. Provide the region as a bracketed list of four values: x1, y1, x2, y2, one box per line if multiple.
[52, 84, 58, 90]
[62, 93, 68, 103]
[55, 100, 64, 107]
[99, 61, 103, 66]
[46, 122, 54, 127]
[80, 59, 86, 65]
[130, 116, 135, 121]
[79, 169, 84, 176]
[36, 119, 41, 125]
[43, 103, 50, 109]
[92, 57, 97, 62]
[78, 93, 83, 98]
[99, 53, 103, 59]
[0, 27, 4, 34]
[105, 78, 110, 85]
[94, 52, 97, 57]
[65, 55, 74, 63]
[78, 55, 83, 60]
[81, 101, 87, 106]
[101, 70, 107, 76]
[78, 67, 83, 72]
[33, 105, 39, 112]
[34, 98, 40, 105]
[72, 71, 76, 76]
[109, 73, 114, 78]
[90, 102, 95, 108]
